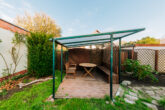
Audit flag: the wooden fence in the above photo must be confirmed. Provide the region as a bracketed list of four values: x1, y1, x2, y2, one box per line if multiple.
[56, 46, 133, 73]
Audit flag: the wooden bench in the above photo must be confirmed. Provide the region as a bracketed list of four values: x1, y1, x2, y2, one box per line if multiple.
[97, 66, 119, 84]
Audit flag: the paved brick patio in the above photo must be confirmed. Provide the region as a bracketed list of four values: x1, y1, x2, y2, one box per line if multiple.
[55, 70, 119, 98]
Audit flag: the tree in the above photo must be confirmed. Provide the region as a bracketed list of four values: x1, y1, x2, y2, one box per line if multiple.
[123, 36, 160, 46]
[14, 12, 61, 37]
[136, 36, 160, 44]
[123, 41, 136, 46]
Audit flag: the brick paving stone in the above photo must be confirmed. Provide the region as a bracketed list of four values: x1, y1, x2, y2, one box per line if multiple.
[56, 71, 119, 98]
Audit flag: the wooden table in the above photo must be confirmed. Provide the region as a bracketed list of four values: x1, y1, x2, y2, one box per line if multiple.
[79, 63, 96, 78]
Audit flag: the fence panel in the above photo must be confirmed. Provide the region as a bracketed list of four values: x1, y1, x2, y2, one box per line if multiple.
[158, 50, 165, 73]
[135, 49, 155, 70]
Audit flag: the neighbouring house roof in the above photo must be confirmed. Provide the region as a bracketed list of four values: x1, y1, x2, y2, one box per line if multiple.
[122, 44, 165, 50]
[123, 47, 165, 50]
[160, 38, 165, 44]
[0, 18, 29, 34]
[93, 30, 100, 34]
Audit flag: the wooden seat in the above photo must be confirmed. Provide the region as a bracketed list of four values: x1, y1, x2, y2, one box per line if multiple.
[97, 65, 118, 84]
[65, 62, 77, 78]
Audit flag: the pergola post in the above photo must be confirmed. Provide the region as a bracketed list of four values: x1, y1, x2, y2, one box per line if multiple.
[52, 39, 56, 99]
[61, 46, 63, 82]
[66, 49, 68, 62]
[118, 38, 121, 83]
[110, 34, 113, 100]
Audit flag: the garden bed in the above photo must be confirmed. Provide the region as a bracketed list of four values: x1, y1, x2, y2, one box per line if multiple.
[0, 73, 52, 100]
[121, 73, 165, 86]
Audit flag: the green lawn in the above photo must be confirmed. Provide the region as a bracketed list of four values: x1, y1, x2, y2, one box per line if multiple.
[0, 71, 151, 110]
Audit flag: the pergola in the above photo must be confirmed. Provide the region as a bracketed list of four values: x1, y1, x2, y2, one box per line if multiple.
[51, 28, 145, 100]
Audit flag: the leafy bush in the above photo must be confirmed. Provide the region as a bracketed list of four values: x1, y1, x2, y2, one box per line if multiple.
[123, 59, 139, 72]
[27, 33, 53, 77]
[123, 59, 158, 82]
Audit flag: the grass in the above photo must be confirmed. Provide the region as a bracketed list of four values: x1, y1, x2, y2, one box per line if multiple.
[0, 89, 7, 96]
[137, 90, 153, 103]
[139, 98, 152, 103]
[11, 73, 29, 81]
[0, 71, 152, 110]
[22, 78, 32, 83]
[0, 70, 63, 110]
[158, 98, 165, 108]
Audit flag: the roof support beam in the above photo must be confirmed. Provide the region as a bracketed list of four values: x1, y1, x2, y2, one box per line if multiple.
[66, 38, 120, 48]
[56, 40, 67, 48]
[117, 30, 141, 40]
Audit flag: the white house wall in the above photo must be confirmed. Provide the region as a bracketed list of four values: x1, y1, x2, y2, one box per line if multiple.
[0, 27, 27, 77]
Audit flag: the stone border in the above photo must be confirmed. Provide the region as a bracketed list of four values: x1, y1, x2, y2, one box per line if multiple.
[115, 80, 160, 110]
[18, 77, 52, 88]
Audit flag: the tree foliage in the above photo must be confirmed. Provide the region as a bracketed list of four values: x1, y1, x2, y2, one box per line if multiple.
[14, 12, 61, 37]
[136, 36, 160, 44]
[123, 36, 160, 46]
[123, 41, 136, 46]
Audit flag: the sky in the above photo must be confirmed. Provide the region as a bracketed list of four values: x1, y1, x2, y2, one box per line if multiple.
[1, 0, 165, 41]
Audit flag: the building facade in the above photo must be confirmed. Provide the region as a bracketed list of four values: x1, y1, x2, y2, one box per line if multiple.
[0, 19, 28, 77]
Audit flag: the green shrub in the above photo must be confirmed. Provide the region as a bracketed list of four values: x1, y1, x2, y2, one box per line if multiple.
[123, 59, 140, 72]
[27, 33, 53, 78]
[123, 59, 158, 82]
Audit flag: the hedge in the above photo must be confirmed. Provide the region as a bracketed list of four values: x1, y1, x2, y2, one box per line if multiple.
[27, 33, 53, 77]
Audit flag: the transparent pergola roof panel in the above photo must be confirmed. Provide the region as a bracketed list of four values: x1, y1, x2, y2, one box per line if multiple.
[54, 28, 145, 48]
[59, 35, 110, 44]
[57, 32, 132, 44]
[66, 39, 110, 46]
[67, 42, 109, 48]
[113, 32, 133, 38]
